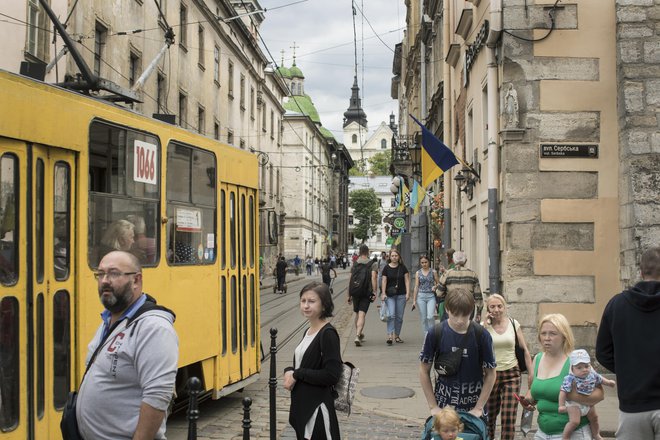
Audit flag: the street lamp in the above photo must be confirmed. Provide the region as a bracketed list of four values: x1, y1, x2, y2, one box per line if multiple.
[454, 167, 480, 201]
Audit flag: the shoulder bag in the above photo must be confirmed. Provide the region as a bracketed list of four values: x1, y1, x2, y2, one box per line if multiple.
[432, 322, 483, 377]
[319, 326, 360, 416]
[385, 265, 401, 296]
[510, 318, 527, 372]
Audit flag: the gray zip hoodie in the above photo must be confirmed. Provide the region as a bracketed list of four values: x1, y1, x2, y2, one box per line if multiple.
[76, 302, 178, 440]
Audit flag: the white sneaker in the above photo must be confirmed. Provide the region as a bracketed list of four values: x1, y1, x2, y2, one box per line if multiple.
[354, 337, 362, 347]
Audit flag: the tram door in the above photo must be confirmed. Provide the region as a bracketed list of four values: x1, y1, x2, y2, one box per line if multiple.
[30, 145, 76, 439]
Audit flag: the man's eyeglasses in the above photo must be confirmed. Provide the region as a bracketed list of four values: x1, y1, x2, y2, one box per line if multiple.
[93, 271, 140, 281]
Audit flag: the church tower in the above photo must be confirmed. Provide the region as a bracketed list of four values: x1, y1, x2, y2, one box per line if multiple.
[343, 76, 368, 167]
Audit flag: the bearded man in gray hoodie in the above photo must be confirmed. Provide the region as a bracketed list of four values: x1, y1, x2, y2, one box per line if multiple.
[76, 251, 179, 440]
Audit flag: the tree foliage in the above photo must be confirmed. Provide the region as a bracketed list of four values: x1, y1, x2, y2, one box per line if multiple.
[368, 151, 392, 176]
[349, 188, 382, 242]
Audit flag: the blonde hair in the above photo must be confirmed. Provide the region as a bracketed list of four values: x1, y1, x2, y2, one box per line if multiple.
[486, 293, 507, 308]
[101, 219, 135, 251]
[433, 406, 463, 434]
[538, 313, 574, 355]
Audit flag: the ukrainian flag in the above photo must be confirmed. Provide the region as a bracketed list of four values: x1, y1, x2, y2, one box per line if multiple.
[410, 114, 459, 188]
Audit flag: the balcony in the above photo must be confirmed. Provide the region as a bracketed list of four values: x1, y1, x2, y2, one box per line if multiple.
[455, 8, 473, 40]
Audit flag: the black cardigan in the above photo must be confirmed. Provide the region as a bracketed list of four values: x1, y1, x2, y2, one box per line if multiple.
[284, 322, 343, 439]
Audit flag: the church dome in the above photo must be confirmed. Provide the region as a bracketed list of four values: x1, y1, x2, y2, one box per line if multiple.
[283, 94, 320, 124]
[289, 63, 304, 79]
[276, 65, 292, 79]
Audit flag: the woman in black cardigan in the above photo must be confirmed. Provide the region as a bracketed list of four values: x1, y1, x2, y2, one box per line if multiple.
[284, 281, 343, 439]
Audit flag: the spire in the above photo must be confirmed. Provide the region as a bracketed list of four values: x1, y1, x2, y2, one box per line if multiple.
[343, 76, 368, 128]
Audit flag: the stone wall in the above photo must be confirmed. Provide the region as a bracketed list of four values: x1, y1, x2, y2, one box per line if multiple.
[616, 0, 660, 285]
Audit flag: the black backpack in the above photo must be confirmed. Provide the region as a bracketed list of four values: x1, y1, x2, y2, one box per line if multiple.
[348, 262, 371, 297]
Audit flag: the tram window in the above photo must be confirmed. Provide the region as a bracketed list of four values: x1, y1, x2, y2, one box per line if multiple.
[249, 195, 255, 268]
[54, 163, 70, 280]
[221, 276, 227, 355]
[53, 290, 71, 409]
[241, 194, 246, 268]
[0, 155, 18, 286]
[166, 143, 216, 265]
[250, 274, 255, 347]
[0, 296, 19, 431]
[242, 274, 247, 350]
[231, 275, 237, 354]
[88, 121, 160, 268]
[36, 293, 45, 418]
[36, 159, 44, 282]
[230, 192, 236, 268]
[220, 190, 226, 269]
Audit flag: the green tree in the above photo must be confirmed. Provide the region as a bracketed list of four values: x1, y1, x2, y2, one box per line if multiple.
[348, 159, 366, 177]
[368, 151, 392, 175]
[349, 188, 382, 242]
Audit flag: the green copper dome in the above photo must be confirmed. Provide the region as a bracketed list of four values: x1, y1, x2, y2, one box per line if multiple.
[289, 63, 304, 78]
[284, 95, 320, 124]
[276, 65, 292, 79]
[319, 126, 335, 140]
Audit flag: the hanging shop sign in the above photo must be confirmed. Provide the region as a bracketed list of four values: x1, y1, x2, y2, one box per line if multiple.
[390, 212, 407, 236]
[464, 20, 489, 87]
[540, 143, 599, 158]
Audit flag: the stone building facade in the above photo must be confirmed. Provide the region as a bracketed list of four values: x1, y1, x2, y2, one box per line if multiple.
[395, 0, 659, 353]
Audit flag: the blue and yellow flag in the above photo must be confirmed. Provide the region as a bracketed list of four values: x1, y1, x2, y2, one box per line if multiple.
[410, 179, 427, 214]
[397, 180, 410, 212]
[410, 114, 459, 188]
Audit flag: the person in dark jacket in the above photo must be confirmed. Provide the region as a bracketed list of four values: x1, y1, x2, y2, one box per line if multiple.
[275, 256, 288, 293]
[596, 246, 660, 439]
[283, 282, 342, 439]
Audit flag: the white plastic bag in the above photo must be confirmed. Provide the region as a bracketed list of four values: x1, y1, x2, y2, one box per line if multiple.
[379, 299, 390, 322]
[520, 409, 534, 436]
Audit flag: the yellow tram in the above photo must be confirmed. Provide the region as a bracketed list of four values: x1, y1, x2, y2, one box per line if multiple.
[0, 70, 260, 438]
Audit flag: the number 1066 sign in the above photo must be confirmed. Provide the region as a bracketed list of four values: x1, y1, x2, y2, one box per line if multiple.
[134, 140, 158, 185]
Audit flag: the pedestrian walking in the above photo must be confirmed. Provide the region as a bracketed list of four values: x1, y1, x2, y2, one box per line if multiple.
[283, 282, 342, 440]
[411, 254, 439, 334]
[320, 258, 336, 287]
[377, 251, 388, 295]
[71, 251, 178, 440]
[596, 246, 660, 439]
[481, 294, 533, 440]
[380, 248, 410, 345]
[418, 288, 496, 421]
[437, 250, 483, 322]
[347, 244, 378, 346]
[276, 256, 288, 293]
[305, 255, 313, 276]
[521, 314, 604, 440]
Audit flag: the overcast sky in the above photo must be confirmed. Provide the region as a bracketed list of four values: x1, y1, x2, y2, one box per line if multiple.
[259, 0, 406, 139]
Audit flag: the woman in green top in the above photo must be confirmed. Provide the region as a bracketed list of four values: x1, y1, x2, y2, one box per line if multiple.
[522, 314, 604, 439]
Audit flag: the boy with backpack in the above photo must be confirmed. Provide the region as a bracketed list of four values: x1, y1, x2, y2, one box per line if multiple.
[419, 288, 496, 422]
[347, 244, 378, 346]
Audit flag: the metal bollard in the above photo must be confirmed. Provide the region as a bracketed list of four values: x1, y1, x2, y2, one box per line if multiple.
[187, 376, 201, 440]
[269, 328, 278, 440]
[242, 397, 253, 440]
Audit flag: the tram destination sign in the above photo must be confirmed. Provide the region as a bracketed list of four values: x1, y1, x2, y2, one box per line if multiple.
[540, 143, 598, 158]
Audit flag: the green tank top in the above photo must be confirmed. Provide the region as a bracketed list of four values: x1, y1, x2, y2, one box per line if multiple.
[530, 354, 589, 435]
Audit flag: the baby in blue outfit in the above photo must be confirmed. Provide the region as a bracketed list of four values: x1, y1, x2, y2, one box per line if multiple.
[558, 349, 616, 440]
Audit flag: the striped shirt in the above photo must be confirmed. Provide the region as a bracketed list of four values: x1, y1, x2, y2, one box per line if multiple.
[437, 266, 483, 312]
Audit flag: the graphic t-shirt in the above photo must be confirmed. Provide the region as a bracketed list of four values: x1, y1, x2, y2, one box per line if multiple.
[419, 320, 496, 413]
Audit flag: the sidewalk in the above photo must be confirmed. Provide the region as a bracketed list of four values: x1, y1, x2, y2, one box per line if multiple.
[331, 296, 621, 439]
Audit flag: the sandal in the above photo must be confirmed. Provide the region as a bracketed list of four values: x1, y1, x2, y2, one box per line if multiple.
[395, 337, 404, 343]
[386, 338, 393, 345]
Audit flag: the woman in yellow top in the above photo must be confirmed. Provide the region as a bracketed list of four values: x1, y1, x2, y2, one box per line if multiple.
[482, 294, 533, 440]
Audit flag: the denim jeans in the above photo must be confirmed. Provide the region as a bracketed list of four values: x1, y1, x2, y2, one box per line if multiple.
[386, 295, 407, 335]
[416, 291, 436, 334]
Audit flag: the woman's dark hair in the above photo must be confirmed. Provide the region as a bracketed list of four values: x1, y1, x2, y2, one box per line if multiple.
[299, 281, 334, 318]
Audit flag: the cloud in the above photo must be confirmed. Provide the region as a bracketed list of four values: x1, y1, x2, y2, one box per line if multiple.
[259, 0, 405, 138]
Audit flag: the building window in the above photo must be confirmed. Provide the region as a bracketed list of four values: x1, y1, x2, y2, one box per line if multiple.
[348, 215, 353, 225]
[197, 105, 205, 134]
[197, 25, 204, 68]
[178, 91, 187, 127]
[156, 72, 166, 111]
[26, 0, 49, 61]
[94, 22, 107, 76]
[240, 74, 246, 110]
[262, 104, 267, 132]
[179, 3, 188, 48]
[381, 139, 387, 149]
[227, 130, 234, 145]
[250, 87, 255, 120]
[270, 110, 274, 138]
[214, 121, 220, 140]
[352, 134, 357, 144]
[129, 51, 140, 87]
[228, 61, 234, 98]
[214, 45, 220, 84]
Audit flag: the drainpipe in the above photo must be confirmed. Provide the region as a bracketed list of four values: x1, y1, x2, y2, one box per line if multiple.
[486, 0, 502, 294]
[442, 0, 452, 255]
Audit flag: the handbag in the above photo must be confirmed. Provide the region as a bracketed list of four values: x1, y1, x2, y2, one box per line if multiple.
[333, 361, 359, 415]
[384, 265, 401, 296]
[433, 322, 475, 377]
[379, 299, 390, 322]
[510, 318, 527, 372]
[61, 391, 81, 440]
